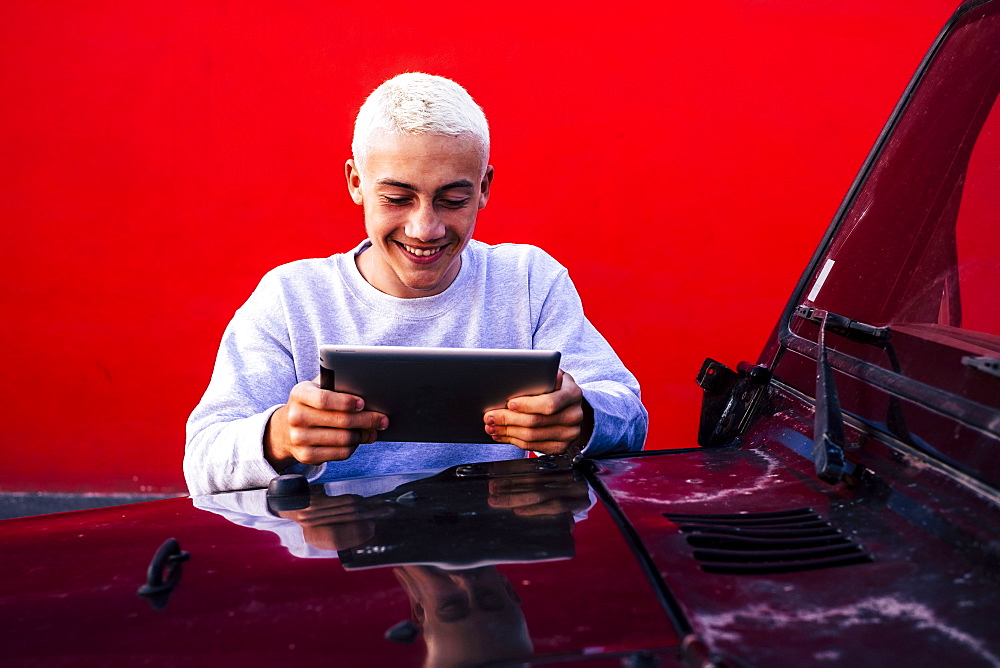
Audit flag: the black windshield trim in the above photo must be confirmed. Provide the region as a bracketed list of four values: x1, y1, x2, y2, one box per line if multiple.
[781, 332, 1000, 441]
[769, 0, 989, 369]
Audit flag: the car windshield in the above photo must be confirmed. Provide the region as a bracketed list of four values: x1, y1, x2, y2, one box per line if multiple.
[791, 1, 1000, 399]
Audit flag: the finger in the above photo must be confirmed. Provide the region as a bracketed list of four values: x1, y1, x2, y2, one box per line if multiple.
[490, 436, 577, 455]
[291, 380, 368, 413]
[505, 375, 581, 416]
[553, 369, 565, 391]
[488, 417, 580, 441]
[484, 411, 581, 451]
[285, 427, 380, 465]
[285, 443, 359, 465]
[288, 403, 388, 432]
[297, 493, 367, 514]
[301, 520, 376, 552]
[485, 404, 584, 434]
[512, 498, 581, 517]
[504, 392, 568, 417]
[290, 503, 395, 527]
[291, 424, 382, 448]
[488, 488, 549, 508]
[493, 426, 582, 449]
[279, 499, 365, 524]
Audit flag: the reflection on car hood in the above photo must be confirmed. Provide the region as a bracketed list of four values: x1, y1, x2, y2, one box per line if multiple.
[2, 446, 998, 666]
[0, 456, 681, 666]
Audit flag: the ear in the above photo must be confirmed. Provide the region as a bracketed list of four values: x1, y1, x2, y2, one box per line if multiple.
[392, 568, 426, 625]
[345, 159, 364, 205]
[477, 165, 495, 210]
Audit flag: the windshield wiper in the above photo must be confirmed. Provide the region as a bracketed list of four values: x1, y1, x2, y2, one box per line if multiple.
[794, 306, 890, 484]
[794, 305, 891, 344]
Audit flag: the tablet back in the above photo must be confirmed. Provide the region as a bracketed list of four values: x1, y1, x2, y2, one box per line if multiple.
[319, 346, 561, 443]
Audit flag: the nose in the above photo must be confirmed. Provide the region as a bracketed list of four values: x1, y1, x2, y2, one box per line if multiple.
[404, 202, 446, 242]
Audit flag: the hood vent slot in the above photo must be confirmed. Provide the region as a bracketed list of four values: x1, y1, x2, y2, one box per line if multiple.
[664, 507, 873, 575]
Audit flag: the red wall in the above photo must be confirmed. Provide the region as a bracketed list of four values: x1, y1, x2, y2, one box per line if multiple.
[0, 1, 958, 494]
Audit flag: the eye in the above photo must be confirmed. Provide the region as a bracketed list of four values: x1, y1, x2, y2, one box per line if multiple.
[381, 195, 411, 206]
[473, 587, 507, 611]
[435, 594, 471, 622]
[438, 198, 471, 209]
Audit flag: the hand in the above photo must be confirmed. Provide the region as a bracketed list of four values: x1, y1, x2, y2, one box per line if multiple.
[483, 370, 594, 455]
[487, 473, 591, 518]
[276, 492, 394, 551]
[264, 377, 388, 470]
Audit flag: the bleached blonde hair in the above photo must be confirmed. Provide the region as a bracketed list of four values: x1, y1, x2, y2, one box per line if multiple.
[352, 73, 490, 172]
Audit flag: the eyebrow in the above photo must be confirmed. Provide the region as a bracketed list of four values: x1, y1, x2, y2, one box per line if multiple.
[376, 178, 475, 194]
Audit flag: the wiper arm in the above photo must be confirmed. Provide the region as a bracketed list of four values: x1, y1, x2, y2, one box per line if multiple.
[813, 312, 848, 484]
[794, 305, 891, 344]
[794, 306, 890, 484]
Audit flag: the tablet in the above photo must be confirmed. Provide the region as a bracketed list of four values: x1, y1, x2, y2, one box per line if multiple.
[337, 461, 578, 570]
[319, 345, 561, 443]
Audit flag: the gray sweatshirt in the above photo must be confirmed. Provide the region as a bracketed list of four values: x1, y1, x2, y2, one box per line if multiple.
[184, 240, 647, 495]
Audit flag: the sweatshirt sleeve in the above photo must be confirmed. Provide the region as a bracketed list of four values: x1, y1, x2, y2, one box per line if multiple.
[184, 274, 322, 496]
[529, 263, 648, 456]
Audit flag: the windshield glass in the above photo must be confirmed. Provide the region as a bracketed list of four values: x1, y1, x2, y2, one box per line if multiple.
[780, 2, 1000, 483]
[794, 3, 1000, 357]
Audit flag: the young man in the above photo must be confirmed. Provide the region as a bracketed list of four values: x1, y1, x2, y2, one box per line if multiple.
[184, 73, 647, 496]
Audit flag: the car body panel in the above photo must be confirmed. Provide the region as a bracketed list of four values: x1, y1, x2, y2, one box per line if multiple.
[0, 461, 682, 665]
[595, 425, 1000, 665]
[2, 1, 999, 665]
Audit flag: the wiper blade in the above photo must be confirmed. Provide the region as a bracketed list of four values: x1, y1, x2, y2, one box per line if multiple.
[794, 305, 890, 343]
[793, 306, 890, 484]
[813, 313, 847, 484]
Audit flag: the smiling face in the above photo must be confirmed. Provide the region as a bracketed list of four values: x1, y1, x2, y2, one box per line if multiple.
[346, 132, 493, 299]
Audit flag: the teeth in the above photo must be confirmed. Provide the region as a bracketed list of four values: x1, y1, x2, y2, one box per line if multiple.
[402, 244, 442, 257]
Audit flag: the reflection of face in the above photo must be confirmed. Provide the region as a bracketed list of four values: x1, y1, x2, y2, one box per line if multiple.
[394, 565, 532, 666]
[346, 133, 493, 299]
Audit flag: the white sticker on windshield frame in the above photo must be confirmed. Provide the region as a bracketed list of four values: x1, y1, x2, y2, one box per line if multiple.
[806, 259, 835, 302]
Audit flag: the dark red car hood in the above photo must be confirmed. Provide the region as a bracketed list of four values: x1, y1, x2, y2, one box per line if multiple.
[2, 441, 997, 666]
[594, 432, 1000, 666]
[0, 458, 680, 666]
